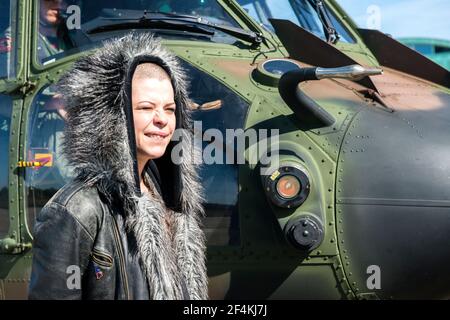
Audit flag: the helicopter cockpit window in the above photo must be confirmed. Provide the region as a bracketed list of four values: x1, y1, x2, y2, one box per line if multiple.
[185, 61, 248, 247]
[237, 0, 355, 44]
[36, 0, 242, 65]
[0, 95, 13, 238]
[25, 85, 75, 233]
[0, 0, 17, 79]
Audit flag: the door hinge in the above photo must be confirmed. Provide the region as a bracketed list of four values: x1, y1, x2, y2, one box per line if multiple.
[0, 238, 32, 254]
[19, 81, 37, 96]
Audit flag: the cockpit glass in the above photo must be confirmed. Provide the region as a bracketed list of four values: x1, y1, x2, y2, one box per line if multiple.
[0, 0, 16, 79]
[237, 0, 355, 43]
[35, 0, 242, 65]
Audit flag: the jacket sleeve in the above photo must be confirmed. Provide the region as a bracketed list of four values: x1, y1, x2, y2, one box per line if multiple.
[28, 202, 95, 300]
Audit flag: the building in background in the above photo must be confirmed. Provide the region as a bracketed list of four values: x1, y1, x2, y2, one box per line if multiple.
[398, 38, 450, 70]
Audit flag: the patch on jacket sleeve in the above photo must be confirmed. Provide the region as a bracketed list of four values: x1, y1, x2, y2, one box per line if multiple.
[93, 264, 104, 280]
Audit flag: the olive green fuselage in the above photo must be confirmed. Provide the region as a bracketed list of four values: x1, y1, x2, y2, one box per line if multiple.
[1, 0, 450, 300]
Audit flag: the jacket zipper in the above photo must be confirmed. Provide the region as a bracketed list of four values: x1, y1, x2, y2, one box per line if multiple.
[111, 215, 130, 300]
[91, 249, 114, 268]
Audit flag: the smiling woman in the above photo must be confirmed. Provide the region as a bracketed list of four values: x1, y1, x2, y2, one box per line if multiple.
[131, 63, 176, 194]
[28, 33, 208, 300]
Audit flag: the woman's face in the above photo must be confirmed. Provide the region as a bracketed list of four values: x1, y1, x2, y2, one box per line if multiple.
[40, 0, 66, 25]
[132, 71, 176, 162]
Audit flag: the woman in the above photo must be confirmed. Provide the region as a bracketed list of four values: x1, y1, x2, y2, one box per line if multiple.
[28, 33, 208, 300]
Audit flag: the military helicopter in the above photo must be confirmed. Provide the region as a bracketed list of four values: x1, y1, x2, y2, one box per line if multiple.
[0, 0, 449, 300]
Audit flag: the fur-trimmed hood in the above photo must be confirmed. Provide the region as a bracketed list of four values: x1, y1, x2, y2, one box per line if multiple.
[58, 32, 208, 300]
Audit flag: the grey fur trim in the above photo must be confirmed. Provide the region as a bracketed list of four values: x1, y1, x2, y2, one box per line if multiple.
[59, 32, 208, 299]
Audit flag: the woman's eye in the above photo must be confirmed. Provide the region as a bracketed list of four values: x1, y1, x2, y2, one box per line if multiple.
[165, 106, 176, 113]
[138, 105, 153, 110]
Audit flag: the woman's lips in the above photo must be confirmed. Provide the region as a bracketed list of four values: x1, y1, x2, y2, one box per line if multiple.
[144, 132, 170, 140]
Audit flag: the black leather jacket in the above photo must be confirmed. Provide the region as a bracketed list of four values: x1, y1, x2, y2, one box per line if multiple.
[29, 181, 154, 299]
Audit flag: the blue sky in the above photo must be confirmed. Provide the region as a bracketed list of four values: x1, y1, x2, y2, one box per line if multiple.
[336, 0, 450, 40]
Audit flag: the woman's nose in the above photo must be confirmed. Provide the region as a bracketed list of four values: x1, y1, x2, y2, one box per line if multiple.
[153, 109, 168, 127]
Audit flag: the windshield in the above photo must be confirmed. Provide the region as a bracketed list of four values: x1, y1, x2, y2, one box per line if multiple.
[0, 94, 12, 238]
[36, 0, 242, 65]
[237, 0, 355, 43]
[0, 0, 16, 78]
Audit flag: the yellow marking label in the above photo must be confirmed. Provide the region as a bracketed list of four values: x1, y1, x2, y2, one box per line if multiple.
[270, 170, 280, 181]
[35, 153, 53, 167]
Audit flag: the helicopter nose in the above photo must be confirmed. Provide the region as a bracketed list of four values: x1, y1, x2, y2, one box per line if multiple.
[335, 101, 450, 299]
